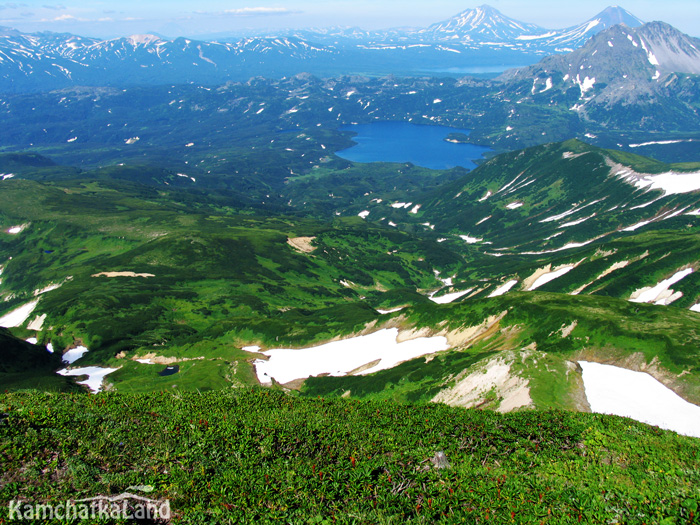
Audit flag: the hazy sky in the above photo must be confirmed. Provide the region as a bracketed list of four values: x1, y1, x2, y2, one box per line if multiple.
[0, 1, 698, 38]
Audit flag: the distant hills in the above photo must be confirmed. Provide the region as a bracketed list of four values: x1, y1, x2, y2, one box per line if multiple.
[0, 5, 652, 92]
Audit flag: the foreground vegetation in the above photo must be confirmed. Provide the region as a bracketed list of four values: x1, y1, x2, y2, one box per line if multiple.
[1, 389, 699, 524]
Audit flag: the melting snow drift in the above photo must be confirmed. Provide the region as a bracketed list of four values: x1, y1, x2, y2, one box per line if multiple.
[57, 366, 120, 393]
[0, 300, 40, 328]
[254, 328, 448, 384]
[62, 346, 89, 364]
[579, 361, 700, 438]
[629, 268, 692, 305]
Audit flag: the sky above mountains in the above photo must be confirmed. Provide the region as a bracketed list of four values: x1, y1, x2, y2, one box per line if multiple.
[0, 1, 698, 38]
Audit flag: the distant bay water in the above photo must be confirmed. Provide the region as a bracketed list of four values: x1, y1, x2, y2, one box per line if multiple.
[336, 121, 492, 170]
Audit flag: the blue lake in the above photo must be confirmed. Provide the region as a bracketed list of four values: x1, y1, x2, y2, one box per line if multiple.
[336, 122, 492, 170]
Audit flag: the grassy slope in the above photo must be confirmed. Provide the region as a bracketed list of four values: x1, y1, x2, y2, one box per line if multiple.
[1, 390, 699, 524]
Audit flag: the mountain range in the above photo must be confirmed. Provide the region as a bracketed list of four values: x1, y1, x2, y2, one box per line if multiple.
[0, 5, 650, 93]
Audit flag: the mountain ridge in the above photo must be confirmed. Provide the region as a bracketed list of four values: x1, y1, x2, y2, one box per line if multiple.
[0, 5, 652, 93]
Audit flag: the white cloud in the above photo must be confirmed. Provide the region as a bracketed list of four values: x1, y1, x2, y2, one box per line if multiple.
[223, 7, 297, 16]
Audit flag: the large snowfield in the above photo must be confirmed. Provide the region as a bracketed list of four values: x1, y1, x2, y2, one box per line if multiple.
[579, 361, 700, 438]
[252, 328, 449, 384]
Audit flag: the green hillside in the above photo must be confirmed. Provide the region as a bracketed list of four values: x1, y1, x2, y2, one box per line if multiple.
[2, 139, 700, 403]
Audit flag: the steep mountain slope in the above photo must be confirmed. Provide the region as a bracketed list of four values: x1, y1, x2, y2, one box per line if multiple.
[350, 140, 700, 306]
[542, 6, 644, 51]
[500, 22, 700, 128]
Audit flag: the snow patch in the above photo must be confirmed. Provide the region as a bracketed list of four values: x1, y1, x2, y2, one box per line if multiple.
[253, 328, 449, 384]
[62, 346, 89, 364]
[6, 224, 28, 235]
[0, 300, 39, 328]
[478, 190, 492, 202]
[57, 366, 120, 393]
[459, 234, 482, 244]
[529, 266, 574, 291]
[430, 289, 473, 305]
[579, 361, 700, 438]
[376, 306, 405, 314]
[629, 268, 692, 305]
[488, 280, 518, 298]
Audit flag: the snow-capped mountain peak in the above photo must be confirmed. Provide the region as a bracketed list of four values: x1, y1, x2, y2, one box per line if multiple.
[595, 6, 645, 28]
[544, 6, 644, 51]
[426, 4, 545, 41]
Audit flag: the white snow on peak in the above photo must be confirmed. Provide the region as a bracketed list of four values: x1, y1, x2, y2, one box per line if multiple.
[576, 75, 596, 95]
[521, 238, 598, 255]
[629, 139, 694, 148]
[516, 32, 556, 41]
[128, 34, 161, 46]
[7, 224, 28, 235]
